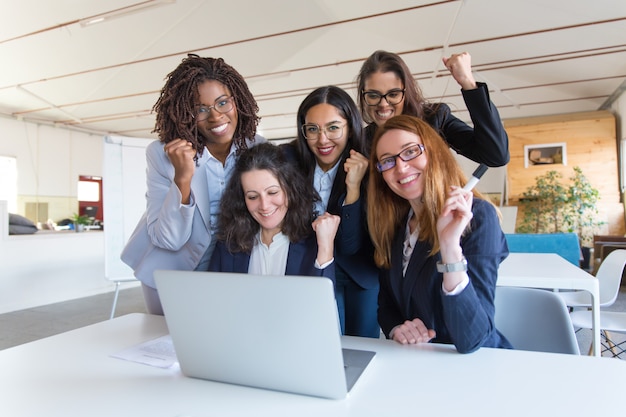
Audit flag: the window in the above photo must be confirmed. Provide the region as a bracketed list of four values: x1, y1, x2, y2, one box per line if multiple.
[78, 175, 103, 222]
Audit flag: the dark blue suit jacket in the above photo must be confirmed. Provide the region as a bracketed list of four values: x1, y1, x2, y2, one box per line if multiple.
[208, 234, 335, 283]
[377, 199, 513, 353]
[364, 82, 510, 167]
[280, 142, 378, 290]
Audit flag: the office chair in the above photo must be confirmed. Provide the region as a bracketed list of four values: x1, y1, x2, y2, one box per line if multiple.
[495, 286, 580, 355]
[570, 310, 626, 358]
[566, 249, 626, 358]
[557, 249, 626, 309]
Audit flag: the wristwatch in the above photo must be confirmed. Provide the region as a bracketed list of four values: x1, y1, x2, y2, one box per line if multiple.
[436, 256, 468, 273]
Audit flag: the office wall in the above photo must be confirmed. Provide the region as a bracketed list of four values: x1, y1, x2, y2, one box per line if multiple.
[504, 110, 624, 236]
[0, 200, 111, 314]
[0, 117, 104, 222]
[611, 91, 626, 193]
[0, 118, 124, 313]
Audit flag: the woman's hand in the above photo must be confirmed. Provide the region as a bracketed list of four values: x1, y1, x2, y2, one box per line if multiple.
[391, 318, 436, 345]
[312, 212, 341, 265]
[437, 186, 474, 252]
[343, 150, 369, 205]
[442, 52, 477, 91]
[164, 139, 196, 204]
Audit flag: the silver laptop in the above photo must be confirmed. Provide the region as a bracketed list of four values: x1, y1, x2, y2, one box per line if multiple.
[154, 270, 375, 399]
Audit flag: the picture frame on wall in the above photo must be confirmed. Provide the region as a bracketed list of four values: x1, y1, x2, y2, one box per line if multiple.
[524, 142, 567, 168]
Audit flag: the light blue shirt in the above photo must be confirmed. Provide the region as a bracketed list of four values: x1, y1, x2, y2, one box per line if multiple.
[312, 161, 340, 216]
[205, 143, 238, 233]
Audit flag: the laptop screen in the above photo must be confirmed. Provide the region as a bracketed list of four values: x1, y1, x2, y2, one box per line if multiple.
[154, 270, 374, 399]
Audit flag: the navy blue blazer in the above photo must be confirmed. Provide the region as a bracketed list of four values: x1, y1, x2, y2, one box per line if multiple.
[364, 82, 510, 167]
[280, 142, 379, 290]
[377, 199, 512, 353]
[208, 234, 335, 283]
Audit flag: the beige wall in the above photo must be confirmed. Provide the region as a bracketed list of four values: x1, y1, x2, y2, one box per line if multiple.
[504, 110, 624, 236]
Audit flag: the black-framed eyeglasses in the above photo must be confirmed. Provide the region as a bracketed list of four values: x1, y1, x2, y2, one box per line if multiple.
[193, 96, 235, 121]
[301, 123, 345, 141]
[376, 144, 425, 172]
[362, 88, 405, 106]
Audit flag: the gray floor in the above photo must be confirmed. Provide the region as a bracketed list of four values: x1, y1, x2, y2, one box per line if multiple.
[0, 285, 147, 350]
[1, 284, 625, 357]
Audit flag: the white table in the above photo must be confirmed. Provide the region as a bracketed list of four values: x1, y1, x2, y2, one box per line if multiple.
[498, 252, 601, 356]
[1, 313, 623, 417]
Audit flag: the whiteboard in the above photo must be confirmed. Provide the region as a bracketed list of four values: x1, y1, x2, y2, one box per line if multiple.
[103, 135, 154, 280]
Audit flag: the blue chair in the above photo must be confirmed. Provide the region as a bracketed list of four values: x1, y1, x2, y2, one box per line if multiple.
[504, 233, 581, 266]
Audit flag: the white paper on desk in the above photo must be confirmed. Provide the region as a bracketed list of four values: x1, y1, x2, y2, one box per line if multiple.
[111, 335, 179, 369]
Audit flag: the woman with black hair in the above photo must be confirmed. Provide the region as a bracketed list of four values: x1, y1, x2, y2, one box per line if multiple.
[356, 50, 509, 167]
[284, 86, 381, 338]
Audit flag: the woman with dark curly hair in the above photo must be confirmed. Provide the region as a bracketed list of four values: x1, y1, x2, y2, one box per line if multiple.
[209, 143, 340, 280]
[122, 54, 265, 314]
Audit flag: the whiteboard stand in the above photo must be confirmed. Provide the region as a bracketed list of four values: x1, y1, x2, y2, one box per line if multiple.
[103, 135, 152, 320]
[109, 278, 138, 320]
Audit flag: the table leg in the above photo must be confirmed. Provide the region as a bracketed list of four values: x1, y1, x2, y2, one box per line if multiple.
[591, 286, 601, 357]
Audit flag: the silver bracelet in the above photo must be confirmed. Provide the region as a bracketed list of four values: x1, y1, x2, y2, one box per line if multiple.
[436, 256, 468, 273]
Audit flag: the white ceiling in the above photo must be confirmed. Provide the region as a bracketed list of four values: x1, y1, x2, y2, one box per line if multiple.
[1, 0, 625, 141]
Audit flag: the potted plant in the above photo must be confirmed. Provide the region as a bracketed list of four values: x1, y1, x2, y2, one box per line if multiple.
[516, 166, 604, 269]
[564, 167, 606, 268]
[517, 170, 569, 234]
[71, 213, 90, 232]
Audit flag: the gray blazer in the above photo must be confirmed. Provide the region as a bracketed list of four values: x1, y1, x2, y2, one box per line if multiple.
[121, 136, 264, 288]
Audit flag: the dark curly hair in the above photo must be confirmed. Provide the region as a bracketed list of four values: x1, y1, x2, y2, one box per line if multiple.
[216, 143, 319, 253]
[152, 54, 260, 159]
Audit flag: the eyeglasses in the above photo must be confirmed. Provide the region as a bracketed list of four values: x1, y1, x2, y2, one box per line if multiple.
[301, 123, 345, 141]
[376, 144, 425, 172]
[193, 96, 234, 121]
[362, 89, 405, 106]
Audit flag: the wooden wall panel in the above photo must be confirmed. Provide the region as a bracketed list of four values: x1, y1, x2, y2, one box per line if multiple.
[503, 111, 624, 236]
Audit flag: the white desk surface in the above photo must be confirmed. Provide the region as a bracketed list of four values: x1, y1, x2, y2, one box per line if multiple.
[2, 313, 623, 417]
[498, 252, 601, 356]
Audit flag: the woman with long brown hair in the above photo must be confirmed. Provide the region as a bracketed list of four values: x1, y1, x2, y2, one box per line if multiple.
[367, 115, 511, 353]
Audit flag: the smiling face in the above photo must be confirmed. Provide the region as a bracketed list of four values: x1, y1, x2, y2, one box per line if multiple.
[303, 103, 349, 172]
[363, 71, 405, 126]
[241, 169, 288, 242]
[195, 79, 238, 149]
[376, 129, 427, 203]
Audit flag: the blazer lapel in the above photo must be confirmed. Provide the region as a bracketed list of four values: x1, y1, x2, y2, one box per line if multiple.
[390, 232, 433, 320]
[402, 239, 437, 328]
[389, 233, 408, 313]
[233, 252, 251, 273]
[285, 241, 306, 275]
[327, 160, 347, 215]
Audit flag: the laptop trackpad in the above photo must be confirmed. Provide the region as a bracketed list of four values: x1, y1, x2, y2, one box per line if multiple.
[342, 348, 375, 391]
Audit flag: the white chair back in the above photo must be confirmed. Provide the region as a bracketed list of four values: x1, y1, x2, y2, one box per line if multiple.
[595, 249, 626, 306]
[495, 286, 580, 355]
